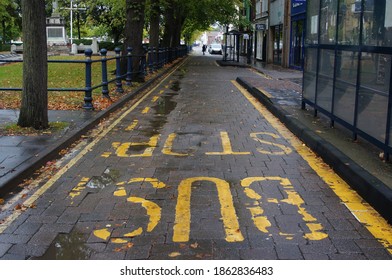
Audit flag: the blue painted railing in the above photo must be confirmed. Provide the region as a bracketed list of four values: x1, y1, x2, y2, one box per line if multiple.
[0, 45, 188, 110]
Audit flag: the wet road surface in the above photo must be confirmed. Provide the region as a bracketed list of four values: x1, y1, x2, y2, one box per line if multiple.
[0, 54, 391, 260]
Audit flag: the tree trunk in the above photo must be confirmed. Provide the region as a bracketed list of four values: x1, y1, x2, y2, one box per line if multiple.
[172, 8, 185, 47]
[123, 0, 146, 81]
[149, 0, 160, 49]
[162, 2, 185, 48]
[18, 0, 48, 130]
[162, 0, 174, 47]
[149, 0, 160, 65]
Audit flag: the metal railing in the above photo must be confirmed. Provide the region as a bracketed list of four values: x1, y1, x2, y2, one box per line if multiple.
[0, 45, 188, 110]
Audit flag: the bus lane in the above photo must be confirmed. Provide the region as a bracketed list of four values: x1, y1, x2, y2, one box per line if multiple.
[0, 55, 391, 260]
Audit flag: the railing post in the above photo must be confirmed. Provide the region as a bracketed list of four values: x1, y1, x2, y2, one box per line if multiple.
[141, 46, 147, 78]
[115, 47, 124, 93]
[161, 47, 164, 66]
[148, 47, 153, 74]
[126, 47, 133, 86]
[153, 47, 158, 72]
[83, 48, 94, 110]
[100, 48, 110, 98]
[159, 48, 163, 69]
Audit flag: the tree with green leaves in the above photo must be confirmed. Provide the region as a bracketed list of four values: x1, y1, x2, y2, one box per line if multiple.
[0, 0, 22, 46]
[83, 0, 126, 44]
[162, 0, 241, 47]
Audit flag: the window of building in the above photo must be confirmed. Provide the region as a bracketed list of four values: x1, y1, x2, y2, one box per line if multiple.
[262, 0, 268, 16]
[273, 25, 283, 65]
[256, 1, 261, 17]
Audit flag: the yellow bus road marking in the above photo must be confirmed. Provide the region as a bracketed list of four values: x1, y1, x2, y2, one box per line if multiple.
[103, 131, 292, 158]
[142, 107, 150, 114]
[162, 133, 190, 156]
[94, 177, 167, 243]
[125, 120, 139, 131]
[151, 96, 160, 103]
[241, 177, 327, 241]
[112, 135, 160, 158]
[0, 57, 189, 234]
[206, 131, 251, 155]
[68, 177, 90, 202]
[232, 80, 392, 253]
[173, 177, 244, 243]
[250, 69, 273, 80]
[250, 132, 293, 155]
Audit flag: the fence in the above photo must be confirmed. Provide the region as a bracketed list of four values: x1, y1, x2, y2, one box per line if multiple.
[0, 45, 188, 110]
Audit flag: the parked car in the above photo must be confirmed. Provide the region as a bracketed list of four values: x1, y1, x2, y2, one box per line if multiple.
[208, 43, 222, 55]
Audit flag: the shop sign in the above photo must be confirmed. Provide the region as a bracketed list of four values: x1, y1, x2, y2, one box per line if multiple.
[255, 23, 266, 31]
[292, 0, 306, 15]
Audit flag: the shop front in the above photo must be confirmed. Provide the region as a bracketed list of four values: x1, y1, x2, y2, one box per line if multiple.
[270, 0, 285, 65]
[255, 22, 268, 61]
[290, 0, 307, 69]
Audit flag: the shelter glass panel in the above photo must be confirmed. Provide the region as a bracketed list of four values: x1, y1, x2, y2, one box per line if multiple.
[303, 48, 318, 102]
[320, 0, 338, 44]
[333, 51, 358, 124]
[337, 0, 360, 45]
[357, 53, 391, 142]
[363, 0, 392, 47]
[316, 49, 335, 111]
[306, 0, 320, 44]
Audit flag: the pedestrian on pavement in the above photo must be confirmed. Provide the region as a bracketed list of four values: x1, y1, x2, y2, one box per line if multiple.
[202, 44, 207, 55]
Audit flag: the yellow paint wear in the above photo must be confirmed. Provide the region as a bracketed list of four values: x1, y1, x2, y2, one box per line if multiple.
[162, 133, 190, 156]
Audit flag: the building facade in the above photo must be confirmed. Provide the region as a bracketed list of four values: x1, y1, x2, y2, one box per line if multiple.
[254, 0, 269, 61]
[251, 0, 293, 67]
[290, 0, 307, 69]
[303, 0, 392, 157]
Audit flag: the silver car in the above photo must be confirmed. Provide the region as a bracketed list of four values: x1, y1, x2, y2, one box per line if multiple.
[208, 43, 222, 55]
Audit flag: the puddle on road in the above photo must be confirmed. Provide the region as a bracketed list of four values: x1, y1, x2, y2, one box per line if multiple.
[140, 92, 178, 137]
[86, 168, 121, 189]
[35, 231, 91, 260]
[153, 93, 178, 116]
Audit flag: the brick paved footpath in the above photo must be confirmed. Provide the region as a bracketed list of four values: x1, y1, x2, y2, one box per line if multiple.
[0, 54, 391, 260]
